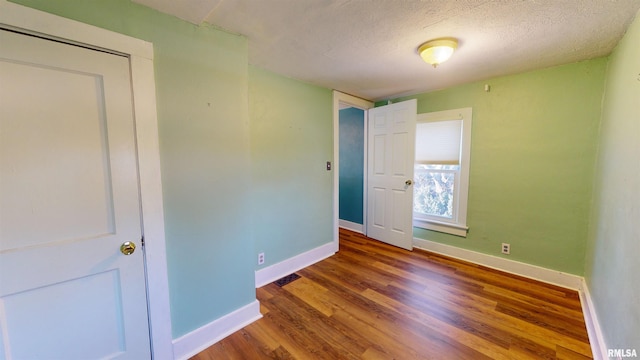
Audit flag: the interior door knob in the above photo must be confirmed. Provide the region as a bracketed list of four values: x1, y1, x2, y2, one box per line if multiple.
[120, 241, 136, 255]
[405, 179, 413, 186]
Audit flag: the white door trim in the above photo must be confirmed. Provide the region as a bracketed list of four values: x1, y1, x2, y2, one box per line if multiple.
[0, 1, 173, 358]
[332, 91, 374, 250]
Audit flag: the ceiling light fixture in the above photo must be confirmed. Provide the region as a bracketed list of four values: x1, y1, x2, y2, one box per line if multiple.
[418, 38, 458, 68]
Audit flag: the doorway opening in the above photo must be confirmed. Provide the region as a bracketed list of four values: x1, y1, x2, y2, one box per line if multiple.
[332, 91, 373, 249]
[338, 106, 365, 233]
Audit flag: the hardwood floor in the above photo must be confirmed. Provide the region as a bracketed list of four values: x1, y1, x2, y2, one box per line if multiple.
[192, 229, 593, 360]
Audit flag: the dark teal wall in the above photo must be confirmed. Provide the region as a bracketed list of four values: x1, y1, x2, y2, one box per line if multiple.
[339, 108, 364, 224]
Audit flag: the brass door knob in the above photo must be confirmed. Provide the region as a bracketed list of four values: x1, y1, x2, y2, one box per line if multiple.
[405, 179, 413, 186]
[120, 241, 136, 255]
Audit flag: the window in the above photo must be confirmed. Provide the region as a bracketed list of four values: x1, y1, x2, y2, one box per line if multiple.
[413, 108, 472, 237]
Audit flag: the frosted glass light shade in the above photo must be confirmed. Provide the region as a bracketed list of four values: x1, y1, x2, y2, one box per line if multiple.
[418, 39, 458, 67]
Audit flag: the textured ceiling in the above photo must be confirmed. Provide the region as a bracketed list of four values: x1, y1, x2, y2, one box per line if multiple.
[133, 0, 640, 101]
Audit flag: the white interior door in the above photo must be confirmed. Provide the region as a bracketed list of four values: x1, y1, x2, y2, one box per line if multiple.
[0, 29, 151, 359]
[366, 99, 417, 250]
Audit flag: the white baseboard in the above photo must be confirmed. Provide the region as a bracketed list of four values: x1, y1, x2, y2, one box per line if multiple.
[172, 300, 262, 360]
[579, 279, 608, 360]
[339, 219, 364, 233]
[412, 237, 583, 290]
[255, 242, 335, 288]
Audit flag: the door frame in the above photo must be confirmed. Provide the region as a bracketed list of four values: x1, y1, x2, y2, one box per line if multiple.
[332, 91, 374, 250]
[0, 1, 173, 358]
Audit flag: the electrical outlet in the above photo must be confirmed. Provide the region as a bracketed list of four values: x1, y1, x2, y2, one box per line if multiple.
[501, 243, 510, 255]
[258, 252, 265, 265]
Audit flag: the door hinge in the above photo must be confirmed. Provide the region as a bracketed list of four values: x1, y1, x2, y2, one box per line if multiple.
[141, 236, 145, 247]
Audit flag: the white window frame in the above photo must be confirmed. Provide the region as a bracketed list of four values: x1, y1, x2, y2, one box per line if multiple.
[413, 107, 472, 237]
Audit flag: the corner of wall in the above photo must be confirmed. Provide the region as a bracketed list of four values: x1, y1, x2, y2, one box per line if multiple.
[171, 301, 262, 360]
[579, 279, 608, 360]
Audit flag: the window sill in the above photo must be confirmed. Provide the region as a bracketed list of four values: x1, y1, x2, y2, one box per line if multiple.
[413, 218, 468, 237]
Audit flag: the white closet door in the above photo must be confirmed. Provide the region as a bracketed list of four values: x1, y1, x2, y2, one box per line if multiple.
[0, 29, 151, 360]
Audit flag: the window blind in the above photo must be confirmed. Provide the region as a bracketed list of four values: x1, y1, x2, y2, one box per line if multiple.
[415, 119, 462, 165]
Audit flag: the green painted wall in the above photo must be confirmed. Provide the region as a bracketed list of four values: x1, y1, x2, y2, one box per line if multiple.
[10, 0, 256, 338]
[392, 59, 607, 275]
[249, 66, 333, 268]
[585, 13, 640, 351]
[339, 107, 365, 224]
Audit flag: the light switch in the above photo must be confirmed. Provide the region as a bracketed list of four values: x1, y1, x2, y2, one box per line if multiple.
[326, 161, 332, 171]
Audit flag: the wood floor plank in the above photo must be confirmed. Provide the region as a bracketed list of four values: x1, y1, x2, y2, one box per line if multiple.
[298, 267, 492, 359]
[192, 229, 593, 359]
[359, 288, 514, 360]
[556, 345, 595, 360]
[481, 284, 586, 321]
[495, 300, 590, 342]
[298, 268, 464, 358]
[243, 323, 281, 352]
[330, 309, 425, 359]
[508, 335, 557, 360]
[283, 277, 335, 317]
